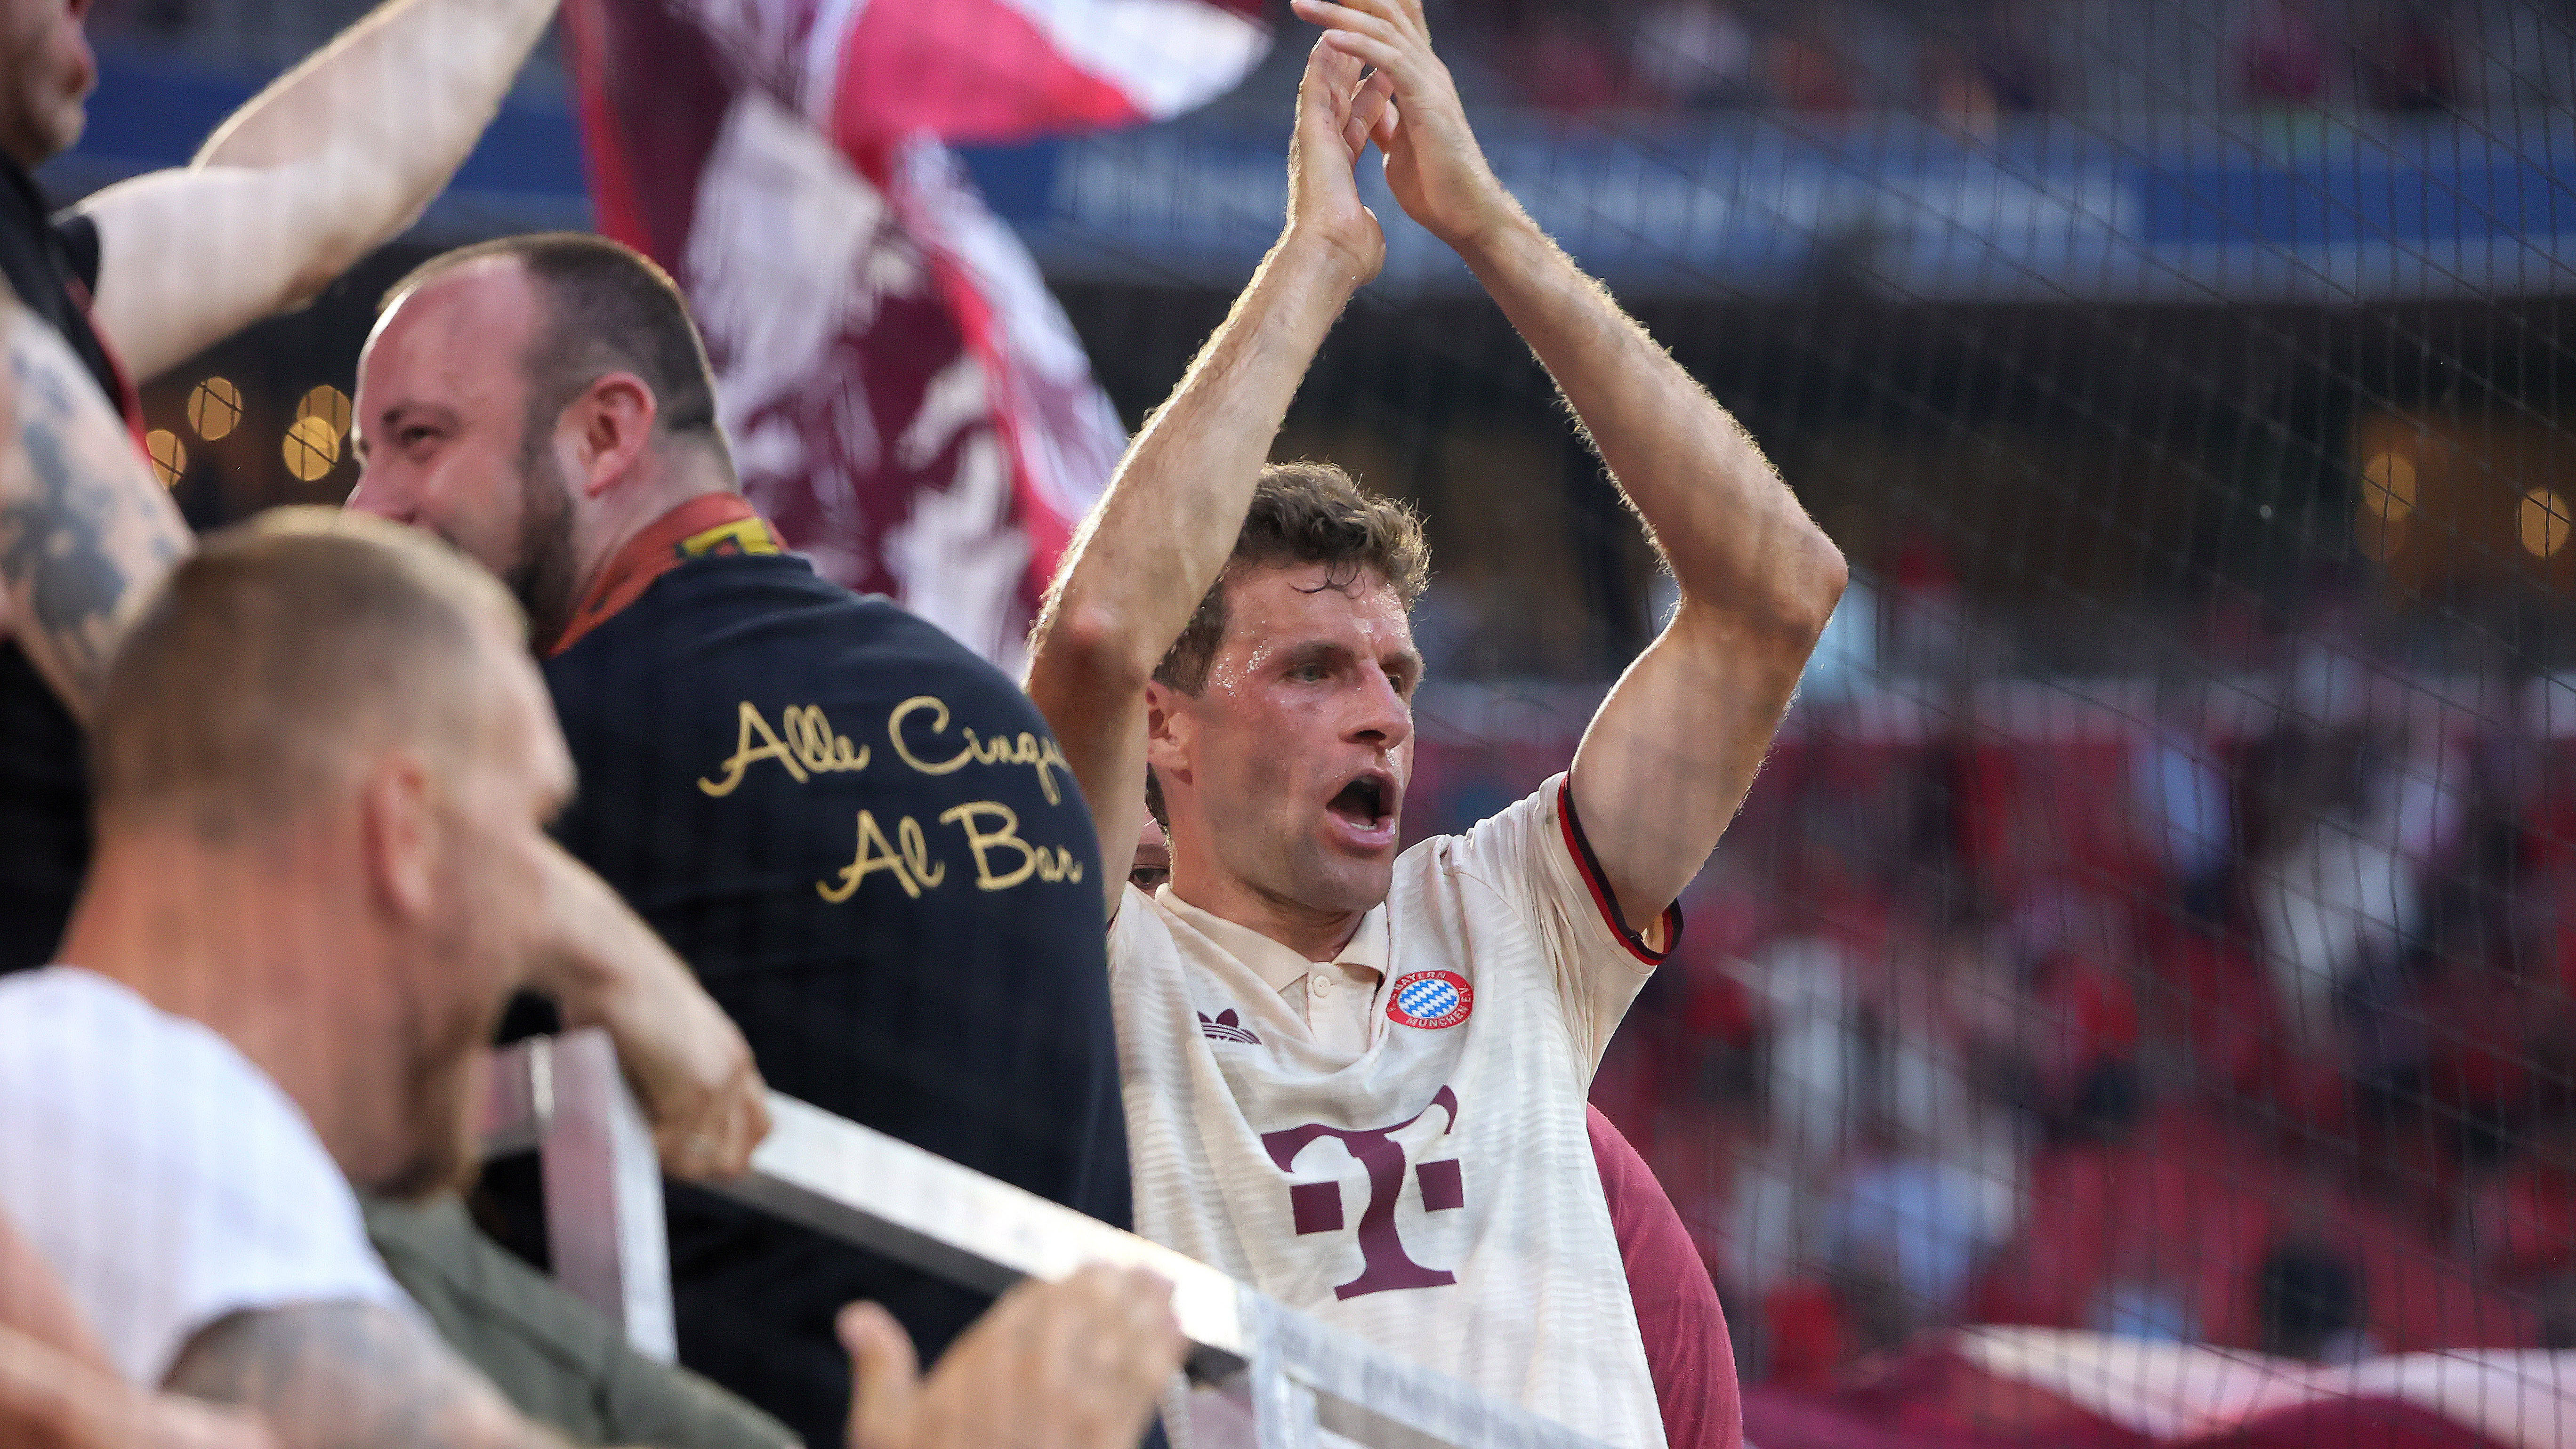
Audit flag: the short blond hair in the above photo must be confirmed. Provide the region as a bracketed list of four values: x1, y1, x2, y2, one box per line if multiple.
[92, 508, 526, 837]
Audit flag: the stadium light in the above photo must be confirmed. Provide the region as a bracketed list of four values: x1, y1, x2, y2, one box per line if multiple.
[186, 376, 241, 441]
[144, 429, 186, 487]
[295, 384, 352, 442]
[2519, 488, 2568, 560]
[282, 415, 340, 482]
[2360, 452, 2416, 522]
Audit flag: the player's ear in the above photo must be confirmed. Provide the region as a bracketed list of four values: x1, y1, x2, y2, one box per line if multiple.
[1143, 679, 1192, 778]
[566, 371, 659, 499]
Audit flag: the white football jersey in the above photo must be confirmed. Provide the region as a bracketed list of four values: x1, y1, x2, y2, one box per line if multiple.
[1109, 775, 1670, 1449]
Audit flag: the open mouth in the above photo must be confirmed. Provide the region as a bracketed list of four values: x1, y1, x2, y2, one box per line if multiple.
[1327, 772, 1395, 831]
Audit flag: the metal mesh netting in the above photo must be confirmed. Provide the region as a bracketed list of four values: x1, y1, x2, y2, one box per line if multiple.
[1046, 1, 2576, 1388]
[70, 0, 2576, 1431]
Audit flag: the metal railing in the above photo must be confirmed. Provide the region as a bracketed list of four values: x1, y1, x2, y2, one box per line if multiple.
[478, 1029, 676, 1361]
[481, 1033, 1615, 1449]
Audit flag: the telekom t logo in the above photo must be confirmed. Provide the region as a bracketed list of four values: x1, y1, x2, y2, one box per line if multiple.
[1260, 1087, 1464, 1300]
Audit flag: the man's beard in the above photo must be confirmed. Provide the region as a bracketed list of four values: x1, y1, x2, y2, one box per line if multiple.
[375, 1038, 492, 1203]
[508, 433, 581, 653]
[374, 950, 505, 1203]
[373, 839, 515, 1203]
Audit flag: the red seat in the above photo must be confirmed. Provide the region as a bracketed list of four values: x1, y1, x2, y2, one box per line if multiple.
[2166, 936, 2276, 1097]
[2349, 1214, 2543, 1351]
[2198, 1396, 2520, 1449]
[1973, 1145, 2125, 1328]
[2471, 1161, 2576, 1285]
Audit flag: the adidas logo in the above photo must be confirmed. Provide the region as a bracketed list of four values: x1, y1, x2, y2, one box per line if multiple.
[1197, 1009, 1262, 1045]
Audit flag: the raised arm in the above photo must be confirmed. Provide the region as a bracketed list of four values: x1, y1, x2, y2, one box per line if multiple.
[75, 0, 557, 381]
[1299, 0, 1847, 934]
[1025, 40, 1391, 917]
[0, 290, 189, 717]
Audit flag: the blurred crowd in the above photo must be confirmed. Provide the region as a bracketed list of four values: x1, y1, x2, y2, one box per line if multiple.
[77, 0, 2576, 126]
[1399, 572, 2576, 1387]
[1450, 0, 2558, 121]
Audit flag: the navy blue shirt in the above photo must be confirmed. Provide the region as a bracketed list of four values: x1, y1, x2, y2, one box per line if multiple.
[539, 549, 1127, 1449]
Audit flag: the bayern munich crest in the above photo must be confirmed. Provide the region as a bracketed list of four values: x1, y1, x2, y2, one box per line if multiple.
[1386, 970, 1473, 1030]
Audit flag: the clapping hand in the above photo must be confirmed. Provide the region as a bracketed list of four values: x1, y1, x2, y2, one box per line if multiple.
[1289, 0, 1518, 254]
[1285, 36, 1397, 285]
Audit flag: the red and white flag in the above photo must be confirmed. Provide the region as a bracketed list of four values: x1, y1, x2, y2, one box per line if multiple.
[562, 0, 1267, 666]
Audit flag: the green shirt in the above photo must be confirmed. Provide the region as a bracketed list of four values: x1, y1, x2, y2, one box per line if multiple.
[365, 1195, 797, 1449]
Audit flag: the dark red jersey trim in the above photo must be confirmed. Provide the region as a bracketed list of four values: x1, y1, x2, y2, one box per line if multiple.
[1555, 779, 1681, 966]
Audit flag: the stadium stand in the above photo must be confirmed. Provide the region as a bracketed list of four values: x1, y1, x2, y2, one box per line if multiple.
[20, 0, 2576, 1445]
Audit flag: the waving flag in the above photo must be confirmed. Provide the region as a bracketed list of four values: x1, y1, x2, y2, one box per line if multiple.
[562, 0, 1267, 666]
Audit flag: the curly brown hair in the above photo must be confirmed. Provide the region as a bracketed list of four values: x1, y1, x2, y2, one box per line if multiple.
[1152, 460, 1430, 695]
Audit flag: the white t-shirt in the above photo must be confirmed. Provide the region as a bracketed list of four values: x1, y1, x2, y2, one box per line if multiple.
[0, 967, 414, 1384]
[1110, 776, 1672, 1449]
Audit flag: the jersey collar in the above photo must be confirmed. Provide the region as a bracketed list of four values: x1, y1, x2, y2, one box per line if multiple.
[1154, 886, 1390, 993]
[548, 492, 783, 657]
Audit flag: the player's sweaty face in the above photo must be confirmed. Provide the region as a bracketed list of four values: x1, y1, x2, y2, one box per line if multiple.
[348, 264, 580, 644]
[1174, 563, 1418, 917]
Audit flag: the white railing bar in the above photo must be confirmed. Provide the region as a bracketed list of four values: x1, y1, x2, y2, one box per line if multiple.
[546, 1030, 676, 1362]
[723, 1092, 1616, 1449]
[720, 1095, 1251, 1377]
[1241, 1294, 1618, 1449]
[478, 1032, 549, 1157]
[1251, 1366, 1321, 1449]
[485, 1039, 1618, 1449]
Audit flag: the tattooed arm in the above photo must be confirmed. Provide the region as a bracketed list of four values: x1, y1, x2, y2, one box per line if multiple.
[162, 1304, 565, 1449]
[0, 1322, 276, 1449]
[0, 1210, 274, 1449]
[0, 292, 189, 717]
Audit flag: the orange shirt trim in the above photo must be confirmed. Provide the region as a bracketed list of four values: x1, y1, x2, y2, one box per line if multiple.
[548, 492, 782, 658]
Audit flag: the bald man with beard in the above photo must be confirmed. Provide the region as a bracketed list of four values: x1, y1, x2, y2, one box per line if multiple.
[345, 233, 1131, 1449]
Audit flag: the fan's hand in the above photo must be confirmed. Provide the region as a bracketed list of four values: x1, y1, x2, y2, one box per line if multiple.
[841, 1266, 1184, 1449]
[529, 844, 770, 1181]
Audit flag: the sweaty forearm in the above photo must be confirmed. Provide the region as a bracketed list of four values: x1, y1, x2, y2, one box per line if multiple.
[1036, 234, 1359, 682]
[1458, 214, 1841, 641]
[80, 0, 556, 379]
[196, 0, 555, 193]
